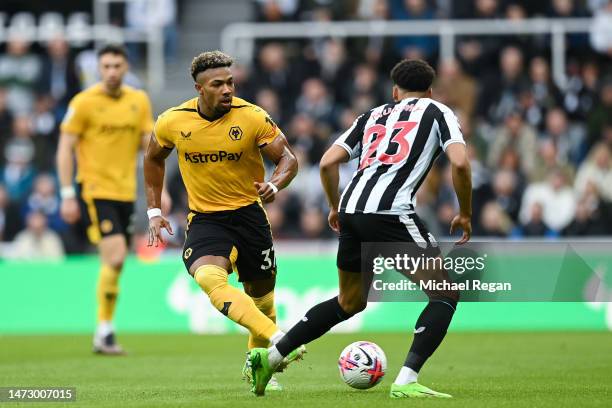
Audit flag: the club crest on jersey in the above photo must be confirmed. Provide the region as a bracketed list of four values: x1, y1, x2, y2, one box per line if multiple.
[228, 126, 243, 141]
[180, 131, 192, 140]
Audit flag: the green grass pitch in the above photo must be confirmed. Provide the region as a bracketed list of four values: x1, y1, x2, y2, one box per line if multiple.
[1, 332, 610, 407]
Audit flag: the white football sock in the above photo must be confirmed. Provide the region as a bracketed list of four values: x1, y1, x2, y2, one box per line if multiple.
[96, 321, 113, 337]
[394, 366, 419, 385]
[270, 330, 285, 345]
[267, 345, 284, 368]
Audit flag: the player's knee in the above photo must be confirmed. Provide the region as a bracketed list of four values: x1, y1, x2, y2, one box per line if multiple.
[194, 264, 228, 295]
[338, 294, 367, 315]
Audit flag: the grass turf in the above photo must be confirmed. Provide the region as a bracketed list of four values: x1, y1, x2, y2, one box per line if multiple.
[0, 332, 610, 407]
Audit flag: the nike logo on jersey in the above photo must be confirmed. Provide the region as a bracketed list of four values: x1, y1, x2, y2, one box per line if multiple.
[184, 151, 243, 164]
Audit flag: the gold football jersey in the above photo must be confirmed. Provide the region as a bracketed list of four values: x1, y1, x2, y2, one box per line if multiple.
[154, 97, 280, 213]
[61, 83, 154, 201]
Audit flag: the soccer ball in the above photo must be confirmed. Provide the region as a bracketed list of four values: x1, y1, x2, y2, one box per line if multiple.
[338, 341, 387, 389]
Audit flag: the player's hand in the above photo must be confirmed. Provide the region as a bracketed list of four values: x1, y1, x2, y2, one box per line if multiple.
[328, 208, 340, 233]
[254, 181, 276, 203]
[148, 216, 174, 247]
[60, 198, 80, 224]
[450, 214, 472, 245]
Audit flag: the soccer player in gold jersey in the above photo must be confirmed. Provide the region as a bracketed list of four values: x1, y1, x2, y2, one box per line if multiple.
[144, 51, 302, 391]
[57, 44, 154, 354]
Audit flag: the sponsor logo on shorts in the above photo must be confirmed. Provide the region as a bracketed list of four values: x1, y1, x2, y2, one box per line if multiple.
[184, 151, 243, 164]
[100, 219, 113, 234]
[184, 248, 193, 259]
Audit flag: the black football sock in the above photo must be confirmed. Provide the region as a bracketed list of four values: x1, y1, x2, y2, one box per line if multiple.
[276, 296, 353, 356]
[404, 298, 457, 372]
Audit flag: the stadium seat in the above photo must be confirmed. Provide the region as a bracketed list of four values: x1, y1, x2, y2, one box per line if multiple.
[8, 12, 36, 41]
[66, 12, 92, 46]
[38, 12, 65, 41]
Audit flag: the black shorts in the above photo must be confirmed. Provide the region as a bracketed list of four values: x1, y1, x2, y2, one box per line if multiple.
[80, 197, 135, 244]
[182, 202, 276, 282]
[337, 212, 440, 272]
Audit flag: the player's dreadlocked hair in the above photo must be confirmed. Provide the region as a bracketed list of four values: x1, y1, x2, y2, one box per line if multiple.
[390, 59, 436, 92]
[190, 51, 234, 81]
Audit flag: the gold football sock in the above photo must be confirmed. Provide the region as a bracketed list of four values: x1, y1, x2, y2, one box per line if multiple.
[194, 265, 277, 341]
[248, 291, 277, 349]
[97, 264, 120, 322]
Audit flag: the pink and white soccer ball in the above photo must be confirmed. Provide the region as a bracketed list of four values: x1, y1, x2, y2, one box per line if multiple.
[338, 341, 387, 389]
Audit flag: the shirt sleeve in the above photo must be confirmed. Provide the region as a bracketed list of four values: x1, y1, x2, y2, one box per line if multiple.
[140, 92, 154, 134]
[60, 95, 88, 135]
[153, 113, 174, 149]
[333, 113, 368, 161]
[437, 108, 465, 152]
[254, 108, 281, 148]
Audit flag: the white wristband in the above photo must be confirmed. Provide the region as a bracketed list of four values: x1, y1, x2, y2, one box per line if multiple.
[147, 208, 162, 219]
[267, 182, 279, 194]
[60, 186, 76, 199]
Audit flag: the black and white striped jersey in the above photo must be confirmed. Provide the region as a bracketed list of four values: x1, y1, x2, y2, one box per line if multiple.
[334, 97, 465, 215]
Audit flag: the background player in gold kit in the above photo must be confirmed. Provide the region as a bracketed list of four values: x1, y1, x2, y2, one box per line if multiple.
[144, 51, 301, 390]
[57, 44, 154, 354]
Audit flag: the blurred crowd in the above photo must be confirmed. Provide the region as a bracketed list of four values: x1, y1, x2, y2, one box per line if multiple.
[1, 0, 612, 259]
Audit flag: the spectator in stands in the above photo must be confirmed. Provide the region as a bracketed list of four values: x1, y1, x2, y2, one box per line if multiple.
[527, 56, 563, 129]
[0, 88, 14, 168]
[358, 0, 397, 74]
[38, 35, 80, 119]
[0, 183, 22, 241]
[590, 0, 612, 55]
[587, 78, 612, 150]
[520, 168, 576, 232]
[541, 107, 586, 165]
[563, 196, 607, 235]
[253, 43, 302, 118]
[295, 78, 336, 126]
[479, 201, 513, 236]
[0, 36, 42, 114]
[288, 113, 326, 164]
[456, 0, 502, 76]
[390, 0, 439, 60]
[341, 63, 386, 111]
[564, 60, 599, 121]
[549, 0, 591, 56]
[2, 117, 36, 202]
[478, 45, 529, 124]
[255, 88, 284, 126]
[286, 145, 323, 209]
[487, 110, 537, 177]
[21, 173, 65, 233]
[126, 0, 179, 63]
[317, 39, 353, 103]
[491, 169, 522, 222]
[31, 95, 58, 172]
[253, 0, 299, 21]
[575, 143, 612, 202]
[520, 202, 555, 237]
[530, 139, 575, 182]
[11, 210, 65, 260]
[300, 206, 327, 238]
[434, 58, 477, 118]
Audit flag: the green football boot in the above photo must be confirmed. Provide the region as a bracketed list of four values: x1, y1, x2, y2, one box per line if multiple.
[248, 348, 275, 396]
[390, 382, 452, 398]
